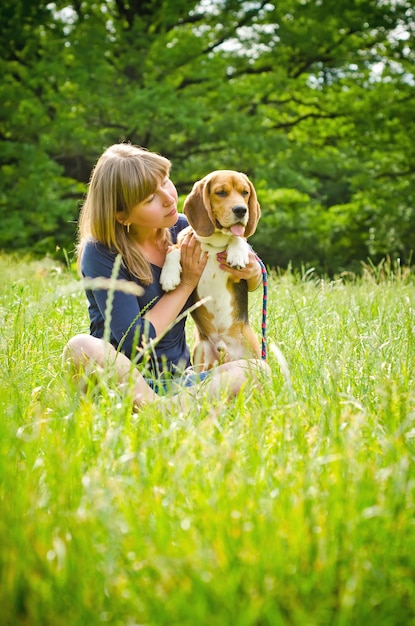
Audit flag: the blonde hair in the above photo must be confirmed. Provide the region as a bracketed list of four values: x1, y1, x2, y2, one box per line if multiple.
[77, 143, 172, 284]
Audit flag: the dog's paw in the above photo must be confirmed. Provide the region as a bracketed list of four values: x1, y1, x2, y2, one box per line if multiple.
[160, 270, 181, 292]
[160, 248, 182, 292]
[226, 239, 250, 269]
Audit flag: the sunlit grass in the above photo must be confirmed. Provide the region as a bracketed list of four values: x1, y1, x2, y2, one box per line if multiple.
[1, 253, 415, 625]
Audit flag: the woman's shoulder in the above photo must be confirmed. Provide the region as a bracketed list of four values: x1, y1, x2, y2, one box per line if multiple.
[81, 238, 116, 260]
[80, 238, 118, 275]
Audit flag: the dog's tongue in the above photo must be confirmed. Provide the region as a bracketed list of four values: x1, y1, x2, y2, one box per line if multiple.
[230, 224, 245, 237]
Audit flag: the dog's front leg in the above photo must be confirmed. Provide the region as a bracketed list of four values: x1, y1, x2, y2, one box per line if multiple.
[160, 247, 182, 292]
[226, 237, 250, 269]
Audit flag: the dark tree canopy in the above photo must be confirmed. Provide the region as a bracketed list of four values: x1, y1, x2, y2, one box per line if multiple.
[1, 0, 414, 273]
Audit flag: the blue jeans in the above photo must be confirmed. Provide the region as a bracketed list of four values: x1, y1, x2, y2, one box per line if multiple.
[145, 369, 211, 395]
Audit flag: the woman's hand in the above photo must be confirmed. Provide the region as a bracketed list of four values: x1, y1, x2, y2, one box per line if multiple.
[217, 249, 262, 291]
[180, 233, 208, 290]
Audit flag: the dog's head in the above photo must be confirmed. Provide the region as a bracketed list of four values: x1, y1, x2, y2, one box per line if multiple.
[183, 170, 261, 238]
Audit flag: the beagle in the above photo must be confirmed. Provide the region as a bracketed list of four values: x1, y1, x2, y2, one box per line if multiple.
[160, 170, 262, 371]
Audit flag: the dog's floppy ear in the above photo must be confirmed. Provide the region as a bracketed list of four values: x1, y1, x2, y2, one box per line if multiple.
[243, 174, 261, 237]
[183, 176, 216, 237]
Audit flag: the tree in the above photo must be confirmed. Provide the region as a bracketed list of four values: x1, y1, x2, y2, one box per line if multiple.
[1, 0, 414, 273]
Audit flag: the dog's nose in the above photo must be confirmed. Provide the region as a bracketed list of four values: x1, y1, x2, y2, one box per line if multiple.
[232, 205, 247, 219]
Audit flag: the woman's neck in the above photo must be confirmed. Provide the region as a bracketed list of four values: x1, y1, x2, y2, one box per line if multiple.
[131, 229, 167, 266]
[130, 226, 159, 247]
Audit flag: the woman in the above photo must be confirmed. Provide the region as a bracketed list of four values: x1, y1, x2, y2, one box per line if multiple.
[64, 143, 269, 409]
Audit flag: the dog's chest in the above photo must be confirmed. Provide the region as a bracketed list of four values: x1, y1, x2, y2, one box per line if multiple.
[197, 254, 234, 330]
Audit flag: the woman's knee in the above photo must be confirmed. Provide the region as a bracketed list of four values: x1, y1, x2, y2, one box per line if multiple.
[228, 357, 271, 393]
[63, 334, 114, 368]
[249, 357, 271, 376]
[63, 334, 90, 364]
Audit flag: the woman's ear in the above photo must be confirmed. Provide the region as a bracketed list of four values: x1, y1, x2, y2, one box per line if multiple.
[115, 211, 127, 226]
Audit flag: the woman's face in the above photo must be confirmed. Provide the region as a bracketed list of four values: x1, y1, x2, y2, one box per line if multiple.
[124, 176, 179, 232]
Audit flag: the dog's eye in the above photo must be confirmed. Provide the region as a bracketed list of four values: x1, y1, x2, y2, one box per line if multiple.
[241, 190, 249, 197]
[215, 190, 228, 197]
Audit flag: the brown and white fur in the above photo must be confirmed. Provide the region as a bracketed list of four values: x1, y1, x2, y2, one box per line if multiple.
[160, 169, 262, 371]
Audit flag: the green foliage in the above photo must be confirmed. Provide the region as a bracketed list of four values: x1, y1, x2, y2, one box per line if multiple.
[0, 143, 82, 252]
[2, 254, 415, 624]
[0, 0, 414, 272]
[251, 188, 328, 271]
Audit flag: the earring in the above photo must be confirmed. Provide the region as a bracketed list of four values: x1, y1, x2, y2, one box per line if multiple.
[125, 223, 130, 234]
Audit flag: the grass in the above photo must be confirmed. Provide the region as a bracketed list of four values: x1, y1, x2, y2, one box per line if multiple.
[1, 252, 415, 625]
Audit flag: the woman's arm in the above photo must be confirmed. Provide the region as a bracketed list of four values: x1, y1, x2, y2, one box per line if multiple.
[142, 233, 207, 335]
[82, 235, 207, 356]
[81, 242, 157, 357]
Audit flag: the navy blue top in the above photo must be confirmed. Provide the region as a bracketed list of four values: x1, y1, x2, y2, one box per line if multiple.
[81, 214, 193, 377]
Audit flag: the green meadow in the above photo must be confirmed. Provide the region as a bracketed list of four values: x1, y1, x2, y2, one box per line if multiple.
[1, 253, 415, 625]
